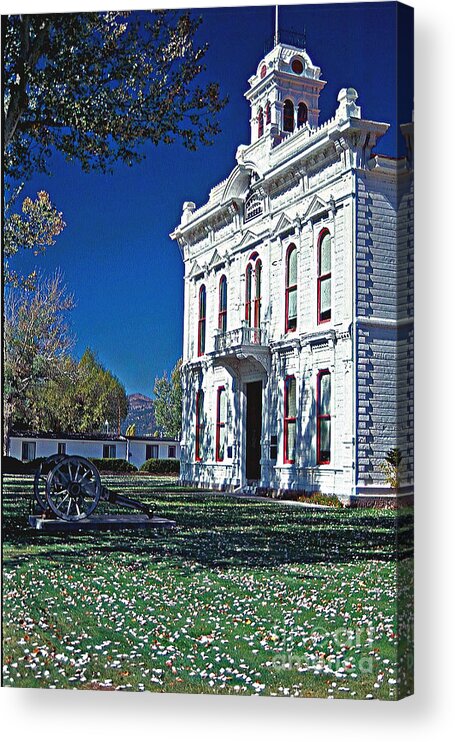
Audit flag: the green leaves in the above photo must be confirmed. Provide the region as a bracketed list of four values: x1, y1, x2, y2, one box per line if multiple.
[4, 11, 228, 182]
[153, 359, 183, 439]
[4, 191, 66, 289]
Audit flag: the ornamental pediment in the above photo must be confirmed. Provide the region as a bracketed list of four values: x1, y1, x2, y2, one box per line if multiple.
[208, 249, 225, 271]
[271, 211, 295, 238]
[238, 229, 261, 250]
[187, 260, 205, 280]
[303, 194, 331, 221]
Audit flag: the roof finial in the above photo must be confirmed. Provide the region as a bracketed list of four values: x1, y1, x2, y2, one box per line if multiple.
[274, 5, 279, 47]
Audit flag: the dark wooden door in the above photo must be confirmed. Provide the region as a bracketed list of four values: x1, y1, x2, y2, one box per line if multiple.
[246, 381, 262, 481]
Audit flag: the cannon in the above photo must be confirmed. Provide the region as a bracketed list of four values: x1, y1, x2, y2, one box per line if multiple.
[33, 454, 152, 522]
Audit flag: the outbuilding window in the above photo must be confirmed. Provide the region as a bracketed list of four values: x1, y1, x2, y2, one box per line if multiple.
[103, 444, 116, 459]
[21, 441, 36, 462]
[146, 443, 159, 459]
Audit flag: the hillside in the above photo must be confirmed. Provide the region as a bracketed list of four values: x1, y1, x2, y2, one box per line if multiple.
[122, 393, 157, 436]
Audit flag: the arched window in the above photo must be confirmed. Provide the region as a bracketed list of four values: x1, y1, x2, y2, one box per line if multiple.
[260, 64, 267, 79]
[195, 390, 204, 461]
[297, 102, 308, 128]
[317, 370, 331, 464]
[284, 375, 297, 464]
[244, 192, 262, 222]
[257, 107, 264, 138]
[218, 275, 227, 333]
[245, 263, 253, 325]
[198, 284, 206, 355]
[285, 244, 297, 333]
[245, 256, 262, 339]
[317, 230, 332, 323]
[216, 386, 227, 462]
[283, 99, 294, 133]
[254, 259, 262, 331]
[265, 101, 271, 125]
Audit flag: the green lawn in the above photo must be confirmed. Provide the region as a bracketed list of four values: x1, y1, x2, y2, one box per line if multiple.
[2, 474, 413, 699]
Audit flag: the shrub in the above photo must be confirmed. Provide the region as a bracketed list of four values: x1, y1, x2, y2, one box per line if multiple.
[88, 458, 138, 473]
[297, 491, 342, 508]
[2, 456, 27, 474]
[140, 458, 180, 475]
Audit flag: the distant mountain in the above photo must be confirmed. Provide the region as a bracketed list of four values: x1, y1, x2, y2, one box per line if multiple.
[122, 393, 157, 436]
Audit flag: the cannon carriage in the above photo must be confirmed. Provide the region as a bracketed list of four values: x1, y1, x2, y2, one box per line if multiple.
[33, 454, 153, 522]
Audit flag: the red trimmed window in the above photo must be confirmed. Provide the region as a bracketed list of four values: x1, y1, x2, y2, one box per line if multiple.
[245, 263, 253, 325]
[258, 107, 264, 138]
[254, 259, 262, 330]
[298, 102, 308, 127]
[317, 230, 332, 323]
[265, 101, 271, 124]
[285, 244, 297, 333]
[284, 376, 297, 464]
[216, 386, 227, 462]
[283, 99, 294, 132]
[292, 58, 304, 74]
[218, 275, 227, 333]
[198, 284, 206, 355]
[317, 370, 331, 464]
[260, 64, 267, 79]
[195, 390, 204, 461]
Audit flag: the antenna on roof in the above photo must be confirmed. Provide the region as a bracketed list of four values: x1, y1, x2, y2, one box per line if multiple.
[303, 25, 307, 51]
[274, 5, 279, 46]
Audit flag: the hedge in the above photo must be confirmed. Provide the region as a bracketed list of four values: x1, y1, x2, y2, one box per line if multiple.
[88, 458, 138, 473]
[140, 458, 180, 475]
[2, 456, 49, 474]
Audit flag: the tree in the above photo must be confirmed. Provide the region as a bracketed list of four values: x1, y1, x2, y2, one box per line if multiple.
[3, 11, 227, 183]
[153, 359, 183, 439]
[380, 447, 403, 492]
[18, 348, 129, 436]
[4, 190, 66, 289]
[3, 272, 75, 452]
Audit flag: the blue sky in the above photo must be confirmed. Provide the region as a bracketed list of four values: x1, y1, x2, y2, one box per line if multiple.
[11, 2, 413, 396]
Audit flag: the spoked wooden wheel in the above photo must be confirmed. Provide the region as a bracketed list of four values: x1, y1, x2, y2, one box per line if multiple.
[45, 456, 102, 521]
[33, 454, 67, 512]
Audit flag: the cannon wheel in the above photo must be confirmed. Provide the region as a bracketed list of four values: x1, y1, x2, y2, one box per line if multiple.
[45, 456, 102, 521]
[33, 454, 67, 512]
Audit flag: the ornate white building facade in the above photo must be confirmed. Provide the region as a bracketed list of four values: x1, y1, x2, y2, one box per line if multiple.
[171, 37, 413, 505]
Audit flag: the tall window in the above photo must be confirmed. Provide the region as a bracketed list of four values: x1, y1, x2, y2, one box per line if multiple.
[285, 244, 297, 333]
[283, 99, 294, 132]
[317, 370, 331, 464]
[245, 263, 253, 325]
[265, 101, 271, 124]
[254, 259, 262, 330]
[297, 102, 308, 127]
[245, 256, 262, 332]
[216, 386, 227, 462]
[317, 230, 332, 323]
[195, 390, 204, 461]
[244, 192, 262, 222]
[198, 284, 206, 355]
[257, 107, 263, 138]
[218, 275, 227, 333]
[284, 376, 297, 464]
[103, 444, 116, 459]
[57, 442, 66, 455]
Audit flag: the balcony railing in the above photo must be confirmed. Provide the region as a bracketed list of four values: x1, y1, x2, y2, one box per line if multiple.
[214, 325, 267, 353]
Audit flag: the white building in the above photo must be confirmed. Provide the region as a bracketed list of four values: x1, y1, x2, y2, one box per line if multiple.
[9, 433, 180, 469]
[171, 35, 413, 505]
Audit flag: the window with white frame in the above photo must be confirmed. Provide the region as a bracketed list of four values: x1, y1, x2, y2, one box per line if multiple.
[21, 441, 36, 462]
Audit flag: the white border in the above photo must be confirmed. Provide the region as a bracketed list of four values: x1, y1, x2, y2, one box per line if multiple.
[2, 1, 454, 740]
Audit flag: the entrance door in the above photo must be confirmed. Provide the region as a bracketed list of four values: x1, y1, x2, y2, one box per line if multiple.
[246, 381, 262, 481]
